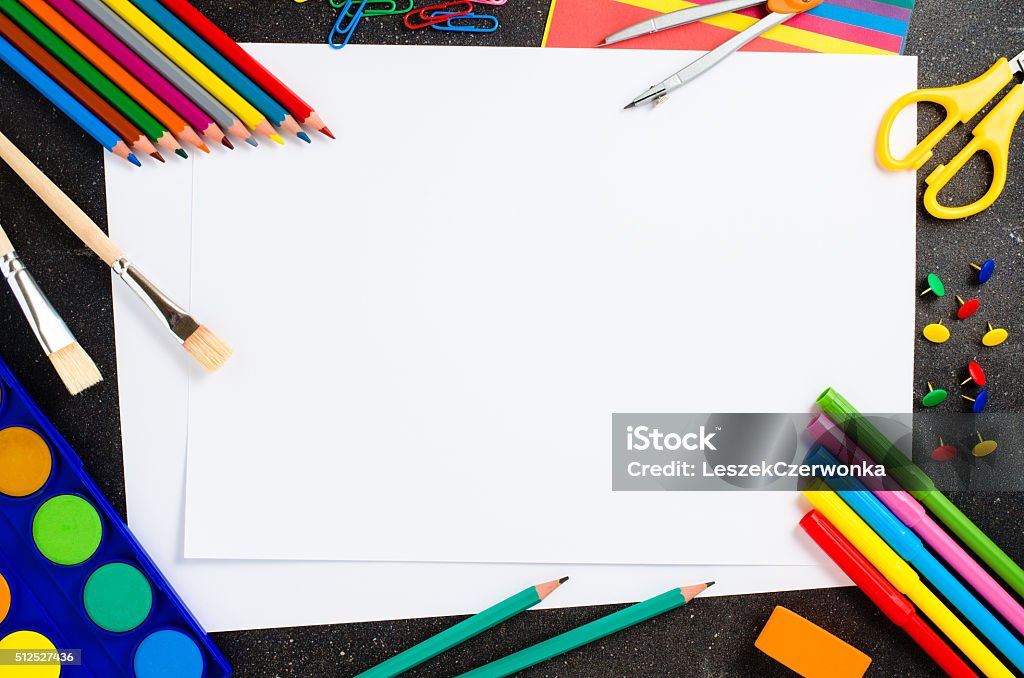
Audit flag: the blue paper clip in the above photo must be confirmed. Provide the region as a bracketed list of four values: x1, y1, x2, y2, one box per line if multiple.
[328, 0, 370, 49]
[429, 11, 499, 32]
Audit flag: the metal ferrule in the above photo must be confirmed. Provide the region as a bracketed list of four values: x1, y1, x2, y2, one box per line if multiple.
[1, 251, 76, 355]
[111, 257, 198, 344]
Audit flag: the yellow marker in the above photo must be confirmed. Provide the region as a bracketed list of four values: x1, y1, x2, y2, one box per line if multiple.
[922, 321, 950, 344]
[98, 0, 281, 143]
[803, 488, 1014, 678]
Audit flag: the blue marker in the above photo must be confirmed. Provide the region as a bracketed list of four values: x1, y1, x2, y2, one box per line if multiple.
[807, 445, 1024, 673]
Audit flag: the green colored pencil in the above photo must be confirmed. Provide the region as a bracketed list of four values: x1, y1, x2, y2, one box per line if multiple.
[0, 0, 184, 157]
[817, 387, 1024, 598]
[356, 577, 568, 678]
[458, 582, 712, 678]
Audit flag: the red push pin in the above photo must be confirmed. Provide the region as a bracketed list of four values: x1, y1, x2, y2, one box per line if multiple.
[931, 438, 958, 462]
[960, 361, 986, 387]
[956, 295, 980, 320]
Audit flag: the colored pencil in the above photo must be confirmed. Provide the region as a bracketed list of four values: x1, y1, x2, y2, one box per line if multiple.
[45, 0, 229, 148]
[155, 0, 333, 139]
[0, 35, 138, 165]
[97, 0, 282, 144]
[0, 12, 159, 161]
[810, 414, 1024, 638]
[130, 0, 306, 142]
[356, 578, 568, 678]
[817, 387, 1024, 601]
[22, 0, 206, 153]
[0, 0, 184, 157]
[72, 0, 252, 147]
[808, 447, 1024, 672]
[458, 582, 712, 677]
[804, 487, 1012, 678]
[801, 510, 976, 678]
[0, 129, 232, 371]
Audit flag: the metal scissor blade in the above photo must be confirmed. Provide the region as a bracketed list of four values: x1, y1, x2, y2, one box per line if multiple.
[601, 0, 766, 47]
[1010, 48, 1024, 75]
[627, 11, 790, 107]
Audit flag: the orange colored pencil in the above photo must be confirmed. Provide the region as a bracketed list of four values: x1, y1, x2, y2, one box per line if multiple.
[19, 0, 208, 154]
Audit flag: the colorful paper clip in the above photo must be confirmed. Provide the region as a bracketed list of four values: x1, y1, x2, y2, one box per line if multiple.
[329, 0, 370, 49]
[404, 1, 472, 29]
[343, 0, 413, 16]
[431, 11, 499, 32]
[469, 0, 507, 5]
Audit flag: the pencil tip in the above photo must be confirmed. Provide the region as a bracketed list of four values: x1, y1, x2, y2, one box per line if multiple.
[221, 137, 235, 149]
[150, 152, 165, 163]
[595, 41, 606, 47]
[175, 149, 189, 159]
[319, 126, 335, 139]
[128, 154, 142, 167]
[558, 576, 569, 584]
[623, 101, 636, 110]
[705, 581, 715, 587]
[245, 136, 259, 148]
[199, 143, 211, 154]
[297, 131, 312, 143]
[270, 134, 285, 145]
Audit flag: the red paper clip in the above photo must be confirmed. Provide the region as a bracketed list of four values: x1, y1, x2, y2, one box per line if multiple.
[404, 1, 472, 29]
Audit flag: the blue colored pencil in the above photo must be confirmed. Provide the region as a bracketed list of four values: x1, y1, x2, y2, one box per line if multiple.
[0, 34, 139, 165]
[809, 446, 1024, 672]
[131, 0, 308, 142]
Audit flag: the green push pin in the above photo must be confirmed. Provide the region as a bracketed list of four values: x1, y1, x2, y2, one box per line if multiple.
[919, 273, 945, 298]
[921, 381, 947, 407]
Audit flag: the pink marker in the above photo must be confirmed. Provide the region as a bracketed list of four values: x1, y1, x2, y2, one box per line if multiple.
[807, 413, 1024, 637]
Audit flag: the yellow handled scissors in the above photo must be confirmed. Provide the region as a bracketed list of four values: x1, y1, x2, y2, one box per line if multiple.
[878, 49, 1024, 220]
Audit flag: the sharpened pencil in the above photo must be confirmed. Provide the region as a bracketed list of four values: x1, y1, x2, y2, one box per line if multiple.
[22, 0, 207, 152]
[156, 0, 333, 138]
[458, 582, 713, 677]
[98, 0, 282, 144]
[356, 578, 568, 678]
[0, 12, 160, 161]
[45, 0, 228, 147]
[0, 0, 184, 157]
[0, 34, 138, 164]
[73, 0, 251, 147]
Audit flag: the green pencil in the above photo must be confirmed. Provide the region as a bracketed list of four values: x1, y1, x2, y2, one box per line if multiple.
[458, 582, 712, 678]
[0, 0, 184, 157]
[818, 387, 1024, 598]
[356, 577, 568, 678]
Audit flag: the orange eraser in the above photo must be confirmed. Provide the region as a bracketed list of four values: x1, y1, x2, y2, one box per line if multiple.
[755, 606, 871, 678]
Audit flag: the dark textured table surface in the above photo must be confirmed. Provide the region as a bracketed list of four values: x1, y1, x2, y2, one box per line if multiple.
[1, 0, 1022, 675]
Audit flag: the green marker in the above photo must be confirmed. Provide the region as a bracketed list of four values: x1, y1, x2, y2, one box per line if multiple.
[817, 387, 1024, 598]
[458, 582, 712, 678]
[356, 577, 568, 678]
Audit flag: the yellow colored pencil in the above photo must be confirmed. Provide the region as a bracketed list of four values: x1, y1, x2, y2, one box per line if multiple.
[803, 488, 1012, 678]
[97, 0, 282, 144]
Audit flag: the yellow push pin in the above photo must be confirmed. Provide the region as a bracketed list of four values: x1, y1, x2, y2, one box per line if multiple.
[972, 432, 998, 458]
[922, 321, 950, 344]
[982, 322, 1009, 347]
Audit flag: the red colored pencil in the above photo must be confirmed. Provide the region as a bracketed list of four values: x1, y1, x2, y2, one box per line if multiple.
[800, 510, 976, 678]
[153, 0, 334, 139]
[0, 11, 160, 161]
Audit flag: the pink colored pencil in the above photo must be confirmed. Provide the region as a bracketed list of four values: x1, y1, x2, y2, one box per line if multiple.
[44, 0, 231, 148]
[808, 413, 1024, 637]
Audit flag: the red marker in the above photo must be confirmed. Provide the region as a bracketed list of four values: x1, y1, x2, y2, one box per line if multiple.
[800, 510, 977, 678]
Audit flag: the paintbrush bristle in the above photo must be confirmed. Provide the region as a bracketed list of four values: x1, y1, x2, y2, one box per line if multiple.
[48, 342, 102, 395]
[182, 325, 232, 372]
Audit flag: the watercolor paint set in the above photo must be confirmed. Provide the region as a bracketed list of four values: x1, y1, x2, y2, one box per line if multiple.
[0, 355, 230, 678]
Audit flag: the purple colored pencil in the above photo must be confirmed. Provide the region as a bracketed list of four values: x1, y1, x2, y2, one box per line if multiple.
[45, 0, 231, 147]
[826, 0, 912, 22]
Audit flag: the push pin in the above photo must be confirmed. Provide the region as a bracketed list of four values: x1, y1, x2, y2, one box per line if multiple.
[919, 273, 945, 297]
[969, 259, 995, 284]
[956, 295, 980, 320]
[961, 390, 990, 414]
[921, 382, 947, 407]
[922, 321, 950, 344]
[972, 432, 998, 458]
[960, 361, 986, 387]
[931, 438, 957, 462]
[982, 322, 1009, 347]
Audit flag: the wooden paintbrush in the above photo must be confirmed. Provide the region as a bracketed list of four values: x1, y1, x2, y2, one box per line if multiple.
[0, 129, 231, 371]
[0, 220, 101, 394]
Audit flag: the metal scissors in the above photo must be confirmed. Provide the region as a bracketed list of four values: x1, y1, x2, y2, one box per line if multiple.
[878, 49, 1024, 220]
[600, 0, 824, 109]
